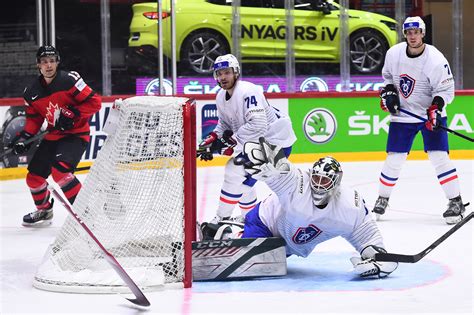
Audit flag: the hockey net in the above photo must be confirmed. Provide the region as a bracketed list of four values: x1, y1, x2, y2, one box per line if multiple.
[33, 96, 196, 293]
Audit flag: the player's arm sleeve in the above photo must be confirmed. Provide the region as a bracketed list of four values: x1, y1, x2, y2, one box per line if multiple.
[382, 48, 394, 86]
[234, 90, 268, 151]
[345, 193, 385, 252]
[22, 92, 44, 135]
[427, 59, 455, 107]
[67, 71, 102, 118]
[212, 113, 231, 138]
[264, 164, 301, 198]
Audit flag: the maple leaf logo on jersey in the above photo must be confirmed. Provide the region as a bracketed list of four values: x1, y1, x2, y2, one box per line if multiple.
[292, 224, 322, 244]
[399, 74, 416, 98]
[45, 102, 60, 126]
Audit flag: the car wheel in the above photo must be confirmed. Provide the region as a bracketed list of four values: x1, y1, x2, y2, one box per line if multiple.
[350, 29, 388, 74]
[180, 31, 229, 75]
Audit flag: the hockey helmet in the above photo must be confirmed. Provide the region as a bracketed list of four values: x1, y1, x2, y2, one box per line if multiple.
[36, 45, 60, 63]
[310, 156, 343, 206]
[402, 16, 426, 37]
[213, 54, 240, 80]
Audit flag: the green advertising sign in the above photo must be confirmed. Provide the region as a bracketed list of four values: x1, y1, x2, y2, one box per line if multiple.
[289, 95, 474, 154]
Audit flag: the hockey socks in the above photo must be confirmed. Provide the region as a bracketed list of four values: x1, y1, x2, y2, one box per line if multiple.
[378, 152, 407, 198]
[428, 151, 461, 199]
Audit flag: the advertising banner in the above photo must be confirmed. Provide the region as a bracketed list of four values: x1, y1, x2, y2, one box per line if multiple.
[290, 95, 474, 154]
[136, 75, 384, 95]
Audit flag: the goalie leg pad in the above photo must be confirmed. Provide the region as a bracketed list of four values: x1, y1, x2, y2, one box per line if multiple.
[192, 237, 287, 280]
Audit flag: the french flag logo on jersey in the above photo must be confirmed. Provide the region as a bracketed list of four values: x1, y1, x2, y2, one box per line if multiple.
[399, 74, 416, 98]
[292, 224, 322, 244]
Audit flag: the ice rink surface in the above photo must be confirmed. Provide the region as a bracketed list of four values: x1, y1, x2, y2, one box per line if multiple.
[1, 159, 473, 315]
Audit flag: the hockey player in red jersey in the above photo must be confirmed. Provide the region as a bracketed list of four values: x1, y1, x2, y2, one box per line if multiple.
[9, 45, 101, 226]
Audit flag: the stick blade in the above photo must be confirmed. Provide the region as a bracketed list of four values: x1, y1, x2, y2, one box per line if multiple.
[374, 252, 418, 263]
[126, 297, 151, 307]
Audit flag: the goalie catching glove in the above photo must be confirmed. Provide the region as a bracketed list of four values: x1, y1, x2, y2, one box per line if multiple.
[197, 130, 237, 161]
[350, 245, 398, 278]
[237, 137, 290, 180]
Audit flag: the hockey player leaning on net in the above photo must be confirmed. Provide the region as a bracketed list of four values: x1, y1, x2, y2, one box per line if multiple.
[8, 45, 101, 227]
[197, 54, 296, 223]
[202, 138, 398, 279]
[373, 16, 467, 224]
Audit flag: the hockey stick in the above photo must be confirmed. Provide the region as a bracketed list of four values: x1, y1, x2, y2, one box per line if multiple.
[74, 165, 91, 172]
[375, 211, 473, 263]
[49, 187, 151, 307]
[399, 108, 474, 142]
[0, 130, 48, 159]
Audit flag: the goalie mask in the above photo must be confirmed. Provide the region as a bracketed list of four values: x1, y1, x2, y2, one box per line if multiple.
[402, 16, 425, 37]
[310, 156, 343, 207]
[213, 54, 240, 80]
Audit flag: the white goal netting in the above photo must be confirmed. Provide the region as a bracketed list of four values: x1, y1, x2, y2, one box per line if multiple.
[33, 96, 195, 293]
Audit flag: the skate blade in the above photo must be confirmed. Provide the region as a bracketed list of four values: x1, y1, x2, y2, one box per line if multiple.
[22, 219, 53, 227]
[444, 215, 463, 225]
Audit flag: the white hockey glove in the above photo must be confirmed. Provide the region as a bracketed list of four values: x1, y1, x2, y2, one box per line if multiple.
[241, 137, 290, 180]
[200, 221, 243, 240]
[350, 245, 398, 278]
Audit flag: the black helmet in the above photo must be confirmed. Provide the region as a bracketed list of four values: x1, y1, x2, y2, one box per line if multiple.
[36, 45, 60, 63]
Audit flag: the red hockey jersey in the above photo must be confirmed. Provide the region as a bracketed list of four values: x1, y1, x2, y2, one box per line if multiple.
[23, 70, 102, 142]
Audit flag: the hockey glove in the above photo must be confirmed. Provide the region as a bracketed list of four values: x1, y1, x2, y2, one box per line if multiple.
[197, 130, 237, 160]
[242, 137, 290, 180]
[219, 130, 237, 156]
[425, 96, 444, 131]
[9, 131, 34, 155]
[55, 106, 80, 131]
[380, 84, 400, 114]
[350, 245, 398, 278]
[197, 132, 218, 161]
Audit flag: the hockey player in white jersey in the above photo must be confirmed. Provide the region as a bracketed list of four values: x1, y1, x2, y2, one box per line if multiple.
[203, 138, 398, 278]
[373, 16, 466, 224]
[198, 54, 297, 224]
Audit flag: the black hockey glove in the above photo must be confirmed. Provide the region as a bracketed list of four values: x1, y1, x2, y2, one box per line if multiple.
[55, 106, 80, 131]
[218, 130, 237, 156]
[9, 131, 34, 155]
[425, 96, 444, 132]
[197, 132, 218, 161]
[197, 130, 236, 161]
[380, 84, 400, 114]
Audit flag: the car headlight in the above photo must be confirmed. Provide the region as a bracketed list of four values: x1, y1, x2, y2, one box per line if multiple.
[380, 20, 397, 31]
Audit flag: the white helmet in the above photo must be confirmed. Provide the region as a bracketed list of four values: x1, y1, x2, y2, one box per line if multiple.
[403, 16, 426, 37]
[213, 54, 240, 80]
[310, 156, 343, 207]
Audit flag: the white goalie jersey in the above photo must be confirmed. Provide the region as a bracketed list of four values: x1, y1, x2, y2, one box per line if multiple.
[382, 42, 455, 123]
[258, 166, 385, 257]
[214, 80, 296, 153]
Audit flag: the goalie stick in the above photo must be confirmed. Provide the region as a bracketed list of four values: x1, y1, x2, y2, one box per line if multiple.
[399, 108, 474, 142]
[49, 187, 151, 307]
[0, 130, 48, 159]
[375, 211, 473, 263]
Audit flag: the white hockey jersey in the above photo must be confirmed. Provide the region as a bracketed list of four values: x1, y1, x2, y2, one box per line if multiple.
[258, 166, 384, 257]
[382, 42, 455, 123]
[214, 80, 296, 153]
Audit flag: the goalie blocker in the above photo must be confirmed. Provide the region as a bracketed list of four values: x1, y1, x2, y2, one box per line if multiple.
[192, 237, 287, 280]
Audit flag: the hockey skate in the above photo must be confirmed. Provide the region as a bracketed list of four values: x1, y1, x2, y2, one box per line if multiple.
[443, 196, 466, 225]
[372, 196, 389, 220]
[22, 199, 54, 227]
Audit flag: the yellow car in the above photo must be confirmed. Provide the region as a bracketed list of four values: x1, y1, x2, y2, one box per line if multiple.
[127, 0, 397, 75]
